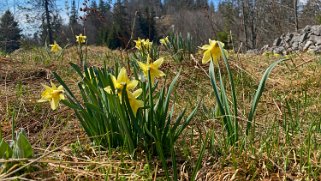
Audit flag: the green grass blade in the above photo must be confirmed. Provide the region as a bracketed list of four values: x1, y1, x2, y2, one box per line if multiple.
[246, 58, 287, 135]
[209, 61, 233, 142]
[219, 44, 239, 143]
[191, 132, 208, 180]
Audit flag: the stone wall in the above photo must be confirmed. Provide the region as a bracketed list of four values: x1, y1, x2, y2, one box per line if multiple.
[261, 25, 321, 54]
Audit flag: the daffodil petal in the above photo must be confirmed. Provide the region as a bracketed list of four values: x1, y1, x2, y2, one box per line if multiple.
[129, 98, 144, 117]
[153, 57, 164, 68]
[104, 86, 112, 94]
[200, 44, 211, 50]
[202, 50, 211, 64]
[151, 69, 165, 78]
[50, 98, 59, 110]
[127, 80, 138, 90]
[132, 89, 142, 98]
[117, 68, 128, 83]
[137, 61, 149, 73]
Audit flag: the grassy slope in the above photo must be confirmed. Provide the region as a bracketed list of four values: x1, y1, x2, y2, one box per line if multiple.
[0, 47, 320, 180]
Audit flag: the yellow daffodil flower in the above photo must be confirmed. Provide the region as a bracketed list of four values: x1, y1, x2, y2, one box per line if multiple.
[50, 41, 62, 53]
[128, 89, 144, 116]
[38, 82, 65, 110]
[273, 53, 281, 58]
[262, 52, 270, 57]
[104, 68, 138, 99]
[200, 39, 227, 65]
[76, 34, 87, 44]
[134, 38, 143, 50]
[137, 54, 165, 84]
[160, 36, 169, 46]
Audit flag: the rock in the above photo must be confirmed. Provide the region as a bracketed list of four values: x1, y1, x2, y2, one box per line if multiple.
[303, 40, 314, 51]
[300, 32, 309, 42]
[309, 35, 321, 45]
[311, 26, 321, 36]
[260, 44, 269, 53]
[247, 49, 259, 54]
[307, 45, 321, 54]
[284, 33, 294, 42]
[273, 46, 285, 54]
[273, 37, 282, 46]
[292, 41, 299, 49]
[290, 33, 301, 43]
[261, 25, 321, 55]
[303, 25, 312, 32]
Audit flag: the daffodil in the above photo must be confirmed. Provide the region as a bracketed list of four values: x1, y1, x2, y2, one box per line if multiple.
[273, 53, 281, 58]
[137, 54, 165, 84]
[104, 68, 138, 99]
[134, 38, 143, 50]
[50, 41, 62, 53]
[200, 39, 227, 65]
[160, 36, 169, 46]
[76, 34, 87, 44]
[38, 82, 65, 110]
[127, 89, 144, 116]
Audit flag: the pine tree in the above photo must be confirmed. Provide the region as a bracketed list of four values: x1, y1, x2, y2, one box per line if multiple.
[69, 0, 78, 25]
[107, 0, 130, 49]
[137, 7, 157, 41]
[24, 0, 59, 44]
[0, 10, 21, 53]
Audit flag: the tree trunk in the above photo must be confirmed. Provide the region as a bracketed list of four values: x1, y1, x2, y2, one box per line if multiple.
[294, 0, 299, 31]
[249, 0, 256, 49]
[242, 0, 249, 50]
[44, 0, 53, 44]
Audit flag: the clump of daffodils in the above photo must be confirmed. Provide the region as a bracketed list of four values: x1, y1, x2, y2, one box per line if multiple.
[200, 39, 227, 65]
[50, 41, 62, 53]
[137, 54, 166, 85]
[134, 38, 152, 51]
[38, 82, 65, 110]
[104, 68, 143, 116]
[76, 34, 87, 44]
[159, 36, 170, 46]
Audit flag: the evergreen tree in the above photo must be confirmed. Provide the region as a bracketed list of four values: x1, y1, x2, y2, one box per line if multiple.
[24, 0, 59, 44]
[137, 7, 157, 41]
[107, 0, 130, 49]
[69, 0, 78, 25]
[0, 10, 21, 53]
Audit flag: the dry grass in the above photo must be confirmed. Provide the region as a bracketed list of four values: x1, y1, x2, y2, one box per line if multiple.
[0, 46, 320, 180]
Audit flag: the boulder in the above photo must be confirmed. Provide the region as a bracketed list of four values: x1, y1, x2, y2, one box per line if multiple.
[260, 44, 269, 53]
[311, 26, 321, 36]
[307, 45, 321, 54]
[303, 25, 312, 32]
[303, 40, 314, 51]
[273, 46, 285, 54]
[247, 49, 259, 54]
[299, 32, 309, 42]
[273, 37, 282, 46]
[309, 35, 321, 45]
[284, 33, 294, 42]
